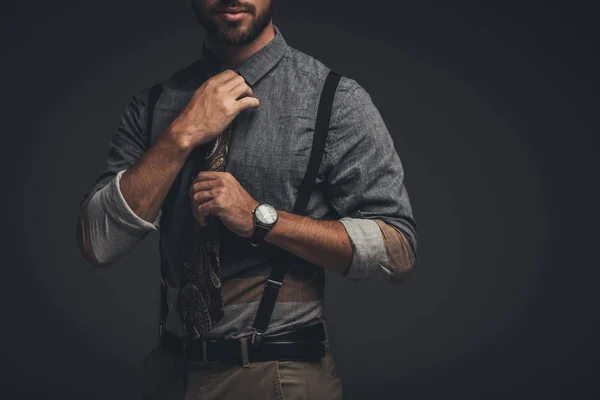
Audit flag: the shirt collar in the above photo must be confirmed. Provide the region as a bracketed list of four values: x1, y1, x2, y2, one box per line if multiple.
[198, 24, 288, 87]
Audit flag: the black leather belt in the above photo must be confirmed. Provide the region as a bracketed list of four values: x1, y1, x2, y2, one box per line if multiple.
[161, 322, 326, 364]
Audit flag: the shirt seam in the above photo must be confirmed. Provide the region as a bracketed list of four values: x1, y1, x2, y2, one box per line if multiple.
[322, 84, 362, 170]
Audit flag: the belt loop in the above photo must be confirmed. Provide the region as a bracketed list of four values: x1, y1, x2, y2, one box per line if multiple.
[240, 337, 250, 368]
[251, 327, 265, 346]
[202, 341, 208, 363]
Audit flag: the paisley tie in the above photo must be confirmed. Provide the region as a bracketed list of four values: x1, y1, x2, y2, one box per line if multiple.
[176, 123, 232, 340]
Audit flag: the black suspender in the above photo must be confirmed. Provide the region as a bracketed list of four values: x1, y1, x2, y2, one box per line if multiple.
[150, 70, 343, 343]
[250, 70, 342, 345]
[294, 70, 342, 216]
[145, 83, 171, 338]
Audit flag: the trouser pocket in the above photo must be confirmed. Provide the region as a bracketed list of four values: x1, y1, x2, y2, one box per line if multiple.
[276, 354, 343, 400]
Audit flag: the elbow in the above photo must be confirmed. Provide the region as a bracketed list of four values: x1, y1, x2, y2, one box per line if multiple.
[79, 245, 114, 268]
[377, 221, 417, 285]
[339, 217, 417, 284]
[387, 259, 415, 284]
[76, 213, 115, 268]
[386, 243, 417, 285]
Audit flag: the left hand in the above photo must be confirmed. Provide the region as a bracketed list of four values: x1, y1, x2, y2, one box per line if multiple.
[190, 171, 259, 238]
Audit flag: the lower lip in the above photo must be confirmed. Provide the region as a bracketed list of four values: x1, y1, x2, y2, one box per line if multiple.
[220, 12, 248, 21]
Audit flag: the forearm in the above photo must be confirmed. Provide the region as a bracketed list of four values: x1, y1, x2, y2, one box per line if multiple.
[119, 129, 192, 223]
[78, 128, 191, 267]
[263, 210, 353, 275]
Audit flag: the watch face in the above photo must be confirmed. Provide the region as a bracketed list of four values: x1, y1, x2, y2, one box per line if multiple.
[255, 204, 278, 225]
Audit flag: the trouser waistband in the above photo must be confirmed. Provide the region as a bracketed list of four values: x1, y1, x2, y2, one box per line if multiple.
[161, 322, 327, 365]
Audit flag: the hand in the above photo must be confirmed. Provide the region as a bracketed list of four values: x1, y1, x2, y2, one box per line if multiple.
[190, 171, 260, 238]
[168, 69, 260, 150]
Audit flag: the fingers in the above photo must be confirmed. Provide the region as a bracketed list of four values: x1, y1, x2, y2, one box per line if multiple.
[193, 171, 222, 184]
[228, 78, 258, 112]
[190, 172, 222, 202]
[190, 172, 226, 227]
[230, 82, 254, 100]
[195, 194, 225, 227]
[222, 74, 247, 92]
[196, 199, 216, 227]
[218, 72, 256, 104]
[210, 68, 240, 85]
[191, 172, 235, 199]
[191, 188, 214, 205]
[190, 179, 213, 195]
[234, 96, 260, 112]
[189, 180, 216, 212]
[191, 189, 214, 227]
[195, 200, 213, 227]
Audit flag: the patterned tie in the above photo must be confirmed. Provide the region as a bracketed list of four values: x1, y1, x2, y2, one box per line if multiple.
[176, 123, 232, 340]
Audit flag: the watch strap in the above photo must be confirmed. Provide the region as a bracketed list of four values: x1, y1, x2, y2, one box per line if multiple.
[250, 224, 270, 245]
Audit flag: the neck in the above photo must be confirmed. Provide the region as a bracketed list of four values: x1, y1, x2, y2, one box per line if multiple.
[204, 22, 275, 68]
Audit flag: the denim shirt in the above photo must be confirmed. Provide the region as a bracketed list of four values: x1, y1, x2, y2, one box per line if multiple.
[77, 24, 418, 338]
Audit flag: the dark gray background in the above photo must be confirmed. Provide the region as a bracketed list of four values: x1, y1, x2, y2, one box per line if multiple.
[2, 0, 599, 398]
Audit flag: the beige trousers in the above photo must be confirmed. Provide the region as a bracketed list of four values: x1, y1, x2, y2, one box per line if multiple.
[184, 319, 343, 400]
[184, 350, 342, 399]
[141, 319, 343, 400]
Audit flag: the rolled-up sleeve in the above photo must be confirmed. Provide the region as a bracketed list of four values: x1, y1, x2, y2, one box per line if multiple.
[76, 86, 161, 267]
[326, 83, 418, 283]
[99, 169, 161, 233]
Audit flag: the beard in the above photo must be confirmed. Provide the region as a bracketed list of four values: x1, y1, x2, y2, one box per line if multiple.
[192, 0, 275, 47]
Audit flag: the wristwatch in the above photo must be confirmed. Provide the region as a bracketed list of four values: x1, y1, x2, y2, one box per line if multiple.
[249, 203, 279, 246]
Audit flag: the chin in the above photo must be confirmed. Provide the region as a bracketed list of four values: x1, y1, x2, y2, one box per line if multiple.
[220, 29, 254, 45]
[215, 19, 247, 31]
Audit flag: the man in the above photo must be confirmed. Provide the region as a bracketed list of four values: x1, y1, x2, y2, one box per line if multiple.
[77, 0, 418, 398]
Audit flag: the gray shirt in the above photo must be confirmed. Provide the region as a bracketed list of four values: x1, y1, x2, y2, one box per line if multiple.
[77, 24, 418, 339]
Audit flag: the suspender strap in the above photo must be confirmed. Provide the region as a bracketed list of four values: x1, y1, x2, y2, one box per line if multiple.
[158, 240, 169, 337]
[145, 83, 170, 337]
[251, 70, 342, 345]
[293, 70, 342, 215]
